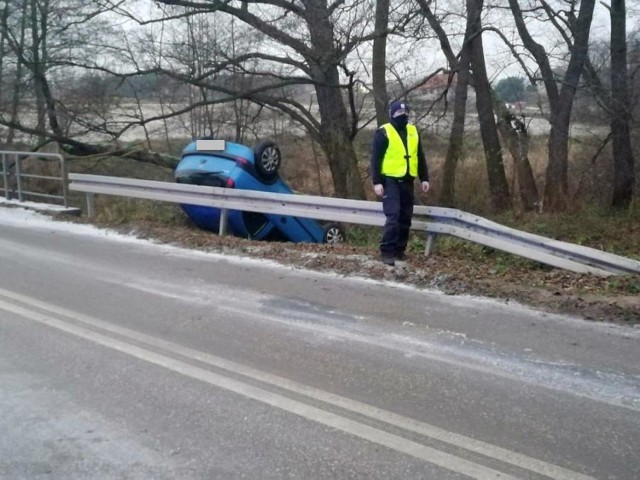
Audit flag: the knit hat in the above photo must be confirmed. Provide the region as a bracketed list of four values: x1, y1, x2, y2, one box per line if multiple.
[389, 100, 409, 118]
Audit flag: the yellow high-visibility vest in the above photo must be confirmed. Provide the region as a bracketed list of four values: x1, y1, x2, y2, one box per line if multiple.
[380, 123, 419, 178]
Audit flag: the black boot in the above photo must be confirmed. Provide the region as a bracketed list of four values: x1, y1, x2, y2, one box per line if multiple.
[380, 254, 395, 266]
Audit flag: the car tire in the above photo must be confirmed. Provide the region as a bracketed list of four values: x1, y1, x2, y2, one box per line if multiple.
[253, 140, 281, 181]
[323, 223, 345, 245]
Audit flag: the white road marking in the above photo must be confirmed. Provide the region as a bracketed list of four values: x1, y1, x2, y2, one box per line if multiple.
[0, 297, 516, 480]
[0, 287, 596, 480]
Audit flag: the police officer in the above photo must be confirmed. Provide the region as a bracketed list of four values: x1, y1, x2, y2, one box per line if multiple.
[370, 100, 430, 266]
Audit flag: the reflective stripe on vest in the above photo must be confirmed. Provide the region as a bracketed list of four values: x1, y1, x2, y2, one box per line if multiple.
[380, 123, 419, 178]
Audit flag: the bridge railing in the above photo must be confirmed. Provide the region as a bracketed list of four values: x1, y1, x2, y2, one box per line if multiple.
[0, 151, 69, 207]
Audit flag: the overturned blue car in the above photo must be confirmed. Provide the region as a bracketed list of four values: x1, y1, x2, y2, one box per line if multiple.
[175, 139, 345, 244]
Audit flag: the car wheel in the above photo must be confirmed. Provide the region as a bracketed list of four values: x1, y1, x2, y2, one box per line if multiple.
[253, 140, 281, 181]
[323, 223, 345, 244]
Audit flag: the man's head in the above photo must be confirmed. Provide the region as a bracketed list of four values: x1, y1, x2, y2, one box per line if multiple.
[389, 100, 409, 128]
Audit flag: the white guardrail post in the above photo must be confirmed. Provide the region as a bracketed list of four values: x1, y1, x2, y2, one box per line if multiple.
[219, 208, 229, 237]
[67, 174, 640, 277]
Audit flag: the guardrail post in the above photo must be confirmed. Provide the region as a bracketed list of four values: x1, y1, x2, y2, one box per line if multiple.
[14, 154, 24, 202]
[1, 154, 8, 200]
[60, 156, 69, 208]
[425, 233, 438, 257]
[219, 208, 228, 236]
[86, 193, 96, 218]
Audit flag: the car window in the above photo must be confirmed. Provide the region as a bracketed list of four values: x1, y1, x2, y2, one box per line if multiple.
[242, 211, 270, 237]
[176, 171, 228, 187]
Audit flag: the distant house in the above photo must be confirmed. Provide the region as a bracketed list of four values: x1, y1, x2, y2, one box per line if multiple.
[414, 73, 458, 100]
[412, 72, 477, 103]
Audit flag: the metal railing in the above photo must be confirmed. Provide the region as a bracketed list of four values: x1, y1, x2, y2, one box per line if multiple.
[0, 151, 69, 207]
[67, 173, 640, 277]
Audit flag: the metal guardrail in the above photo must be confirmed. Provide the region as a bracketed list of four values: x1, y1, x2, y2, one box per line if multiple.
[68, 173, 640, 277]
[0, 151, 69, 207]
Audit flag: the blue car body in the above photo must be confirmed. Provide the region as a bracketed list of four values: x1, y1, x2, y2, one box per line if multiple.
[175, 140, 330, 243]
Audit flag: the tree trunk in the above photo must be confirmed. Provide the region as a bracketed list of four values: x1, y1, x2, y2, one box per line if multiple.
[493, 98, 539, 210]
[30, 0, 46, 142]
[0, 3, 7, 109]
[29, 0, 64, 144]
[508, 0, 596, 212]
[315, 80, 366, 199]
[306, 4, 365, 199]
[542, 0, 596, 211]
[372, 0, 389, 125]
[467, 0, 511, 212]
[440, 48, 471, 207]
[418, 0, 470, 207]
[544, 110, 572, 211]
[6, 0, 29, 145]
[610, 0, 635, 209]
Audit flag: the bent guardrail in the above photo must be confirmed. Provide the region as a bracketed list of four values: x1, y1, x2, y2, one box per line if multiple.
[67, 173, 640, 277]
[413, 208, 640, 276]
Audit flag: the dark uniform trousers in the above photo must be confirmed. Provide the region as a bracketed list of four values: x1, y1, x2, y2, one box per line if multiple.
[381, 177, 414, 257]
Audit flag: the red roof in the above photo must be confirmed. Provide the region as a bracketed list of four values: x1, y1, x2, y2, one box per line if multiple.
[417, 73, 457, 91]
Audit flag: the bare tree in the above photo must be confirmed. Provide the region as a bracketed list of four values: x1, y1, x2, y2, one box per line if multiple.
[417, 0, 473, 207]
[372, 0, 389, 125]
[147, 0, 375, 199]
[509, 0, 597, 212]
[0, 0, 122, 147]
[522, 0, 633, 209]
[0, 1, 8, 114]
[469, 0, 511, 211]
[609, 0, 635, 208]
[0, 0, 30, 146]
[419, 0, 537, 210]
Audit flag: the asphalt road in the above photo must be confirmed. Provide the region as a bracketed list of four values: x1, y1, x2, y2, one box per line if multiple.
[1, 209, 639, 479]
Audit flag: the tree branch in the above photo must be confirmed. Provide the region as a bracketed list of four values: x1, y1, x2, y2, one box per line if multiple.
[154, 0, 313, 58]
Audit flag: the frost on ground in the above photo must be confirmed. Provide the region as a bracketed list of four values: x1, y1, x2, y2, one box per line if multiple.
[1, 203, 638, 325]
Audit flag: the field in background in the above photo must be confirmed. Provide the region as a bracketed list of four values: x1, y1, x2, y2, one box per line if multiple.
[281, 130, 639, 212]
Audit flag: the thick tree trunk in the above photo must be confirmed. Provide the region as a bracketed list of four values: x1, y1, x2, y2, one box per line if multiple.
[6, 0, 29, 145]
[315, 81, 366, 199]
[494, 99, 539, 211]
[306, 3, 365, 200]
[610, 0, 635, 209]
[509, 0, 596, 212]
[0, 3, 6, 108]
[544, 111, 571, 211]
[468, 0, 511, 212]
[418, 0, 470, 207]
[372, 0, 389, 126]
[30, 0, 46, 141]
[541, 0, 596, 211]
[440, 49, 471, 207]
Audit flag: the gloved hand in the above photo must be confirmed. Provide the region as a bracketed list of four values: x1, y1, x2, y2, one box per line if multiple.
[374, 184, 384, 197]
[420, 181, 430, 193]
